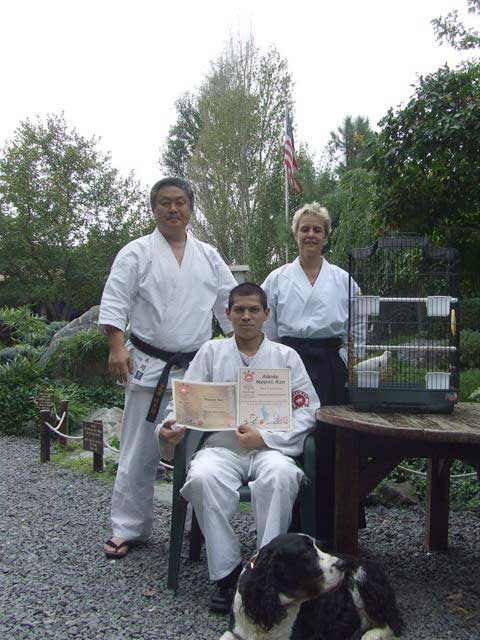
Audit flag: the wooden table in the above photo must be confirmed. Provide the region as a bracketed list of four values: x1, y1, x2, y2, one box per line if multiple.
[316, 403, 480, 555]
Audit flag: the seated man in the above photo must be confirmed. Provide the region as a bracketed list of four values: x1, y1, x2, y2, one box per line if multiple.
[157, 283, 320, 613]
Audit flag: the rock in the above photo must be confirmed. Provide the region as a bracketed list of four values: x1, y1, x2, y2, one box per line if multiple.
[38, 306, 100, 368]
[374, 480, 420, 506]
[87, 407, 123, 443]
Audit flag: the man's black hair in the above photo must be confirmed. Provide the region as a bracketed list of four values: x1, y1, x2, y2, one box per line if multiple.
[150, 177, 195, 211]
[228, 282, 268, 310]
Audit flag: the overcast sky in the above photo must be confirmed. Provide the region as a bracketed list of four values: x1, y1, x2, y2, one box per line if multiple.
[0, 0, 474, 189]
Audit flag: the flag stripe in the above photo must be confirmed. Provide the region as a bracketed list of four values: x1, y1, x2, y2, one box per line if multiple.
[284, 110, 299, 190]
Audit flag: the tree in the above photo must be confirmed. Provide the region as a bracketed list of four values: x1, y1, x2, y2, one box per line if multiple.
[325, 169, 379, 271]
[432, 0, 480, 51]
[370, 62, 480, 291]
[162, 93, 201, 177]
[328, 115, 376, 174]
[162, 36, 310, 278]
[0, 114, 150, 318]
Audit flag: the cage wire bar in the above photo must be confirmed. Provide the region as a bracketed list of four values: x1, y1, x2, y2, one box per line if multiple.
[347, 236, 460, 413]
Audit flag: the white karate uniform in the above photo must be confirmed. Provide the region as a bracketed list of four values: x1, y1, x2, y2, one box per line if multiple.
[157, 336, 319, 581]
[262, 257, 364, 364]
[98, 228, 237, 541]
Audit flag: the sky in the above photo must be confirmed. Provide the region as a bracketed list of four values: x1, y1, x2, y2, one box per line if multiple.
[0, 0, 475, 190]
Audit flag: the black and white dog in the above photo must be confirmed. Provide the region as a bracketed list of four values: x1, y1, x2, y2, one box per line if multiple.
[220, 533, 403, 640]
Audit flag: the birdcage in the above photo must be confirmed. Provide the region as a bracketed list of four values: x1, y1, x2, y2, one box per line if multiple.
[347, 236, 460, 413]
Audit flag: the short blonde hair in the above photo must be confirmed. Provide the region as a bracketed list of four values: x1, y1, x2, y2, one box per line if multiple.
[291, 202, 331, 238]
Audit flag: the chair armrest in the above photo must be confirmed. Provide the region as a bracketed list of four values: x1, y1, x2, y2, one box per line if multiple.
[302, 432, 317, 489]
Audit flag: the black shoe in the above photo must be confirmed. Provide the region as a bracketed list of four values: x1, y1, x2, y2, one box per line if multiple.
[209, 563, 242, 614]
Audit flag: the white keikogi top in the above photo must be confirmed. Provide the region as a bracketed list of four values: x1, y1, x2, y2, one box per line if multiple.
[98, 228, 237, 388]
[158, 335, 320, 463]
[261, 257, 364, 364]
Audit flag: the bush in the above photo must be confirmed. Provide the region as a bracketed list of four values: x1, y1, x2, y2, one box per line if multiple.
[45, 328, 110, 380]
[460, 330, 480, 370]
[0, 356, 43, 434]
[0, 306, 48, 343]
[460, 369, 480, 401]
[462, 298, 480, 332]
[0, 344, 42, 363]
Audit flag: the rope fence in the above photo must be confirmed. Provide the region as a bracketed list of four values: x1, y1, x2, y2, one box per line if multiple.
[37, 399, 174, 472]
[36, 397, 476, 480]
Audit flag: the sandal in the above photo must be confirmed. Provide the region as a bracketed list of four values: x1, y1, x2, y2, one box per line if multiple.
[104, 538, 130, 559]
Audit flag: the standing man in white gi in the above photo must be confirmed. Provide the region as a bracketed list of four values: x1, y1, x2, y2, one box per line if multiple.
[158, 283, 320, 612]
[99, 177, 237, 559]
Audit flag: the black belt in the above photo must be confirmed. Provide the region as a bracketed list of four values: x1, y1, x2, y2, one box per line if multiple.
[281, 336, 342, 350]
[130, 333, 198, 423]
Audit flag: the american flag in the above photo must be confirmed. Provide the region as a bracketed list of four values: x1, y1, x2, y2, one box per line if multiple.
[284, 110, 301, 193]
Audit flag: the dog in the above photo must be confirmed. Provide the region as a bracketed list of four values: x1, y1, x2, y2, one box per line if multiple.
[220, 533, 403, 640]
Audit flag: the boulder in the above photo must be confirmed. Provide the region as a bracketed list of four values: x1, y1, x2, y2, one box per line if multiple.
[38, 305, 100, 368]
[88, 407, 124, 444]
[369, 480, 420, 507]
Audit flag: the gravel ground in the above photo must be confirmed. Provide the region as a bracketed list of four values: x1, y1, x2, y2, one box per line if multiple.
[1, 435, 479, 640]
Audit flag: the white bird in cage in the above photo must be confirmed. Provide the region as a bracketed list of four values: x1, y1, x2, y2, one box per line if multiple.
[355, 350, 391, 372]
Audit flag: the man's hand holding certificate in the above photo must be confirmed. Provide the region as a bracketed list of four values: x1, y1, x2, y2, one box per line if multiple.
[173, 368, 292, 431]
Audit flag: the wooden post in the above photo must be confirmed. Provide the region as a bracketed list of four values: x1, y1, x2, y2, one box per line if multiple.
[82, 420, 104, 473]
[334, 428, 360, 555]
[425, 457, 452, 552]
[58, 400, 69, 447]
[39, 410, 51, 463]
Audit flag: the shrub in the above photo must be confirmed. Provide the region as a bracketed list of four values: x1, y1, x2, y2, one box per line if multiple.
[0, 344, 42, 363]
[0, 306, 48, 343]
[0, 356, 43, 434]
[460, 330, 480, 370]
[462, 298, 480, 332]
[45, 328, 110, 380]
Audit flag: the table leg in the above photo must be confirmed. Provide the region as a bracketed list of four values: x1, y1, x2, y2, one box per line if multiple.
[425, 457, 452, 552]
[334, 428, 359, 555]
[315, 423, 336, 541]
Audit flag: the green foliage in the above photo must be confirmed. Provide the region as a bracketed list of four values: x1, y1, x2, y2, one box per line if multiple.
[162, 93, 201, 177]
[45, 328, 110, 380]
[461, 298, 480, 331]
[0, 113, 150, 317]
[76, 383, 124, 411]
[0, 344, 42, 363]
[325, 169, 379, 270]
[0, 356, 43, 434]
[327, 116, 376, 174]
[460, 330, 480, 369]
[470, 386, 480, 401]
[460, 368, 480, 400]
[0, 306, 48, 343]
[432, 0, 480, 51]
[371, 62, 480, 292]
[386, 458, 480, 510]
[162, 35, 329, 280]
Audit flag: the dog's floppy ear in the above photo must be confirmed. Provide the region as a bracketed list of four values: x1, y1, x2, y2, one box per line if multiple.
[240, 547, 287, 631]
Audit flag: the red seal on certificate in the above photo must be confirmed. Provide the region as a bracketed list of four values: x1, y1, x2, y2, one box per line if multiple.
[292, 390, 309, 408]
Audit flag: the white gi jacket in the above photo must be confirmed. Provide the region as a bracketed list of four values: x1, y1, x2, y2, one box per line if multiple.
[261, 257, 364, 364]
[158, 335, 320, 463]
[98, 228, 237, 388]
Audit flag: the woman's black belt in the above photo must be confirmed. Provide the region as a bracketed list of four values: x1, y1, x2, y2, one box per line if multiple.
[281, 336, 342, 350]
[130, 333, 198, 423]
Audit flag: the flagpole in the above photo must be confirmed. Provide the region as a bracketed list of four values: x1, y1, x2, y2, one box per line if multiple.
[284, 103, 289, 264]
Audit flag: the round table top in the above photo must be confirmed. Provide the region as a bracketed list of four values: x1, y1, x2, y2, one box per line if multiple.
[316, 402, 480, 444]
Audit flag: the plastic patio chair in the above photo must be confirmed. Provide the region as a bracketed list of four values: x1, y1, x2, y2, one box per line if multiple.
[167, 430, 317, 594]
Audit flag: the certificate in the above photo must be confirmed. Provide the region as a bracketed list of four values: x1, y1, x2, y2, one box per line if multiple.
[237, 368, 291, 431]
[173, 380, 237, 431]
[173, 368, 292, 431]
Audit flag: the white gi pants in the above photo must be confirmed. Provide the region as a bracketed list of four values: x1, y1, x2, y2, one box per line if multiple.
[181, 447, 304, 581]
[110, 384, 171, 540]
